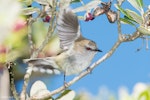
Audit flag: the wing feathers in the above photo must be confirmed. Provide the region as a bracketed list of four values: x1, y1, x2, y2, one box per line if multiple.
[57, 8, 81, 50]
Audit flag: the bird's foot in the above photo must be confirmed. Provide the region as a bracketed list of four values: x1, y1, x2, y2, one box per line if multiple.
[86, 67, 92, 74]
[64, 81, 69, 89]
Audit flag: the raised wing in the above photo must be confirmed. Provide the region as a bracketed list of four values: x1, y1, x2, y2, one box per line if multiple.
[57, 8, 81, 50]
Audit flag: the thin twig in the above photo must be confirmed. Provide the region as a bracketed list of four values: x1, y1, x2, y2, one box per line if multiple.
[26, 4, 50, 53]
[117, 9, 122, 36]
[20, 0, 57, 99]
[35, 11, 57, 56]
[121, 31, 141, 42]
[27, 17, 34, 53]
[6, 62, 19, 100]
[117, 0, 124, 37]
[31, 0, 57, 58]
[26, 4, 35, 53]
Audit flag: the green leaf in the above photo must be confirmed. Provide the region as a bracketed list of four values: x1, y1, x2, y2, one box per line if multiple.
[115, 4, 126, 15]
[21, 7, 40, 15]
[34, 0, 49, 5]
[124, 15, 137, 23]
[19, 0, 33, 6]
[125, 9, 143, 24]
[138, 90, 149, 100]
[120, 18, 135, 26]
[56, 89, 76, 100]
[71, 0, 80, 3]
[137, 26, 150, 35]
[137, 0, 143, 8]
[127, 0, 142, 13]
[115, 4, 132, 20]
[72, 0, 101, 13]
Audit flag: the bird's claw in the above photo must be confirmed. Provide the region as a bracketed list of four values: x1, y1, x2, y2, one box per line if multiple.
[64, 81, 69, 88]
[86, 67, 92, 74]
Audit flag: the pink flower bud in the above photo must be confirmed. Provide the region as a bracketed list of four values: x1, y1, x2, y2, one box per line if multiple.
[13, 19, 27, 31]
[43, 15, 51, 23]
[84, 13, 94, 21]
[0, 45, 7, 54]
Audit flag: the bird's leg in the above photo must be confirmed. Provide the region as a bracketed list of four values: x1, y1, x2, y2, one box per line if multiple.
[63, 72, 68, 88]
[63, 72, 66, 84]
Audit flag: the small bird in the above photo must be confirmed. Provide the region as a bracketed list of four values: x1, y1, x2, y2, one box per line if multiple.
[24, 8, 102, 76]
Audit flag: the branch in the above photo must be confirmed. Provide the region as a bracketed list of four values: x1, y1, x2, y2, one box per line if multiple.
[117, 5, 122, 36]
[116, 0, 125, 37]
[27, 17, 34, 53]
[6, 62, 19, 100]
[30, 29, 141, 100]
[26, 4, 51, 53]
[35, 10, 57, 56]
[31, 1, 57, 58]
[20, 1, 57, 99]
[26, 4, 35, 53]
[120, 31, 142, 42]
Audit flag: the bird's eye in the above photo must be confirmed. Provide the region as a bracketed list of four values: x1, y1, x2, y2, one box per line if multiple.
[86, 47, 92, 51]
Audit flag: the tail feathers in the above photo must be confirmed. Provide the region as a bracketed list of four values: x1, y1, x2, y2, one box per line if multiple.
[32, 67, 61, 75]
[24, 57, 61, 74]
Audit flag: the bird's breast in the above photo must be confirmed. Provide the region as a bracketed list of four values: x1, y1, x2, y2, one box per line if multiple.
[55, 50, 95, 75]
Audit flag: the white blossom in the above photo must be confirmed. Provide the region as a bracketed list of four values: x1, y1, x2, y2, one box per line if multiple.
[0, 0, 21, 43]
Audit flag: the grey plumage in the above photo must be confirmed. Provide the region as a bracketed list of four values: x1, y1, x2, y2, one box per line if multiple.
[57, 8, 81, 50]
[24, 8, 101, 75]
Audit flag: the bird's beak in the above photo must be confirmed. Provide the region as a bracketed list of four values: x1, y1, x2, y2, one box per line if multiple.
[95, 49, 102, 52]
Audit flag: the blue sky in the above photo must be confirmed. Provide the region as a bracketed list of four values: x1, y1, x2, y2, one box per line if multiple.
[16, 0, 150, 98]
[67, 0, 150, 95]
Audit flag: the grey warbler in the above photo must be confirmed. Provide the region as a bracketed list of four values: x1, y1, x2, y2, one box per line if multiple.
[24, 8, 102, 76]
